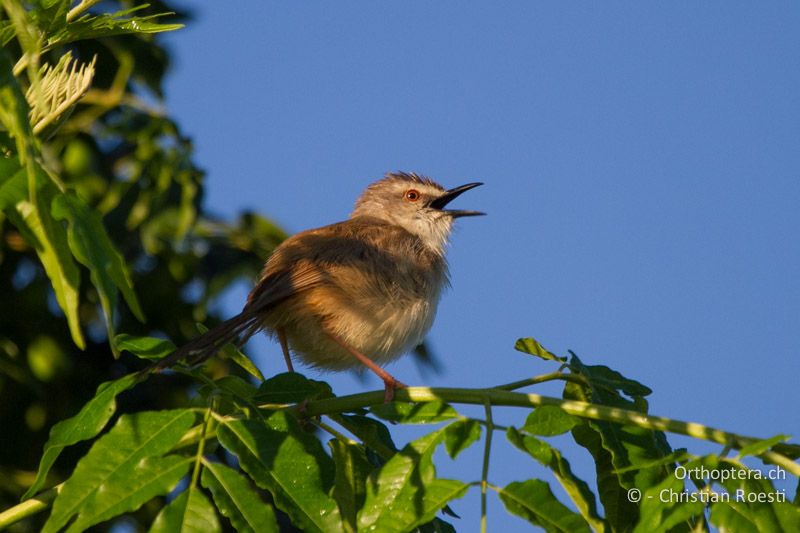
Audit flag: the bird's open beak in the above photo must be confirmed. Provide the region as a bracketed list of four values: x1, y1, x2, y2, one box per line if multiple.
[429, 182, 485, 217]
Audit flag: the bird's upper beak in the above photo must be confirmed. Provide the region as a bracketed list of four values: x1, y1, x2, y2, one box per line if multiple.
[428, 182, 485, 218]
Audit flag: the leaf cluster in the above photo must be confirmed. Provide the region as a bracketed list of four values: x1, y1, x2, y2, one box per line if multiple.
[1, 2, 798, 532]
[0, 1, 283, 527]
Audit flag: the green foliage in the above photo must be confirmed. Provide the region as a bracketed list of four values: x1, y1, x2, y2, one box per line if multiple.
[1, 2, 798, 532]
[201, 461, 278, 533]
[498, 479, 592, 532]
[23, 372, 144, 499]
[149, 486, 222, 533]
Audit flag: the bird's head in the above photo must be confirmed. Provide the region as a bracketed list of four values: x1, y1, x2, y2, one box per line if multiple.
[352, 172, 484, 254]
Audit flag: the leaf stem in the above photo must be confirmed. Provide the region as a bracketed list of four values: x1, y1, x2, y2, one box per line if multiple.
[0, 483, 61, 528]
[66, 0, 103, 22]
[480, 399, 494, 533]
[190, 407, 214, 488]
[315, 418, 353, 443]
[493, 372, 589, 391]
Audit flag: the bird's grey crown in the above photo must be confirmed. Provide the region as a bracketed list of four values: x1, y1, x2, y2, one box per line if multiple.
[381, 171, 445, 191]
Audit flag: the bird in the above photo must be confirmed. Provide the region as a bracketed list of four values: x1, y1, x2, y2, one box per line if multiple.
[154, 172, 484, 401]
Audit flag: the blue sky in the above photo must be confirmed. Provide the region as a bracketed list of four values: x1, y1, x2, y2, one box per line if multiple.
[163, 3, 799, 529]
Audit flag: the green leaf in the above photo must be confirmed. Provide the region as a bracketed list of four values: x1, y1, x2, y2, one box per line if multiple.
[370, 401, 459, 424]
[199, 376, 261, 416]
[115, 334, 176, 361]
[564, 354, 673, 531]
[216, 412, 342, 532]
[736, 435, 789, 459]
[198, 323, 263, 381]
[23, 372, 143, 500]
[28, 0, 70, 35]
[329, 440, 373, 533]
[13, 174, 85, 349]
[498, 479, 592, 533]
[47, 7, 183, 48]
[149, 488, 222, 533]
[253, 372, 333, 404]
[707, 457, 800, 533]
[0, 47, 34, 158]
[506, 428, 605, 533]
[201, 461, 278, 533]
[568, 355, 652, 399]
[52, 193, 145, 351]
[358, 427, 469, 532]
[522, 406, 581, 436]
[0, 159, 27, 209]
[337, 414, 399, 459]
[514, 337, 564, 362]
[43, 409, 196, 533]
[65, 455, 193, 533]
[710, 494, 800, 533]
[203, 375, 259, 402]
[633, 471, 705, 533]
[444, 419, 482, 459]
[0, 50, 86, 348]
[416, 518, 458, 533]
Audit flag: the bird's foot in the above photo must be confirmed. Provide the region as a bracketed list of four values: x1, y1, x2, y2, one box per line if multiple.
[382, 377, 407, 403]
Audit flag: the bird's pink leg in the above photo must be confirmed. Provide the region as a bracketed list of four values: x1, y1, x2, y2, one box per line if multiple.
[277, 328, 295, 372]
[325, 331, 406, 402]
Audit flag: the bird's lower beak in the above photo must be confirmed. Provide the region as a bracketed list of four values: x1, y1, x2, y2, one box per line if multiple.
[429, 182, 485, 217]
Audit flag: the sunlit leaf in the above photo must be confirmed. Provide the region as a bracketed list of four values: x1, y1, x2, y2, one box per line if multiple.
[358, 427, 468, 532]
[736, 435, 789, 459]
[8, 167, 84, 348]
[514, 337, 564, 362]
[329, 439, 373, 533]
[47, 7, 183, 48]
[498, 479, 591, 533]
[43, 409, 196, 533]
[149, 487, 221, 533]
[66, 455, 193, 533]
[23, 372, 143, 500]
[216, 412, 342, 532]
[522, 405, 580, 436]
[201, 461, 278, 533]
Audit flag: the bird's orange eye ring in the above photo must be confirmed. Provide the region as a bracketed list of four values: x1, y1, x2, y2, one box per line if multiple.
[404, 189, 421, 202]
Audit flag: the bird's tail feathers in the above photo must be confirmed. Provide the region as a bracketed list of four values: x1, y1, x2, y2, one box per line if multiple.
[152, 312, 261, 372]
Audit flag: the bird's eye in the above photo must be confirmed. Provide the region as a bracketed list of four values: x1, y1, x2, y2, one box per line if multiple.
[404, 189, 421, 202]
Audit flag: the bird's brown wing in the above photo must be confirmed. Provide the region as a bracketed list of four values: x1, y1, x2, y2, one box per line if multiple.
[244, 260, 325, 313]
[153, 219, 430, 372]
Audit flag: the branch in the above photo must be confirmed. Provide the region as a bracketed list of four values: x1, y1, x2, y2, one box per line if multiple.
[0, 484, 60, 528]
[289, 386, 800, 477]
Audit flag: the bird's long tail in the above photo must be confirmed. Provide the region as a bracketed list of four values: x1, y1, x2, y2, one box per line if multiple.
[151, 311, 261, 372]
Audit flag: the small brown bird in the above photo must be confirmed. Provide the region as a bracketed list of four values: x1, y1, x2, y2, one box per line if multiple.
[155, 172, 483, 400]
